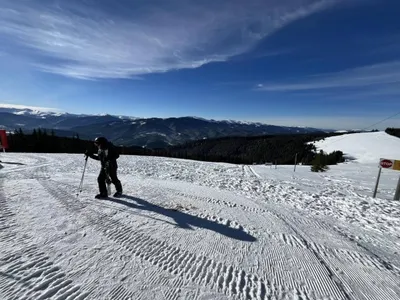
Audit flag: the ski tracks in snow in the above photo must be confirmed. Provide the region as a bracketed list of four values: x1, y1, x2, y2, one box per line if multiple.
[38, 181, 286, 300]
[244, 166, 400, 300]
[164, 180, 400, 300]
[1, 154, 400, 300]
[0, 180, 90, 300]
[41, 178, 399, 300]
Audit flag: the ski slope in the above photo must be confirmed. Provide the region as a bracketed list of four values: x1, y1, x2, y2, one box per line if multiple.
[313, 131, 400, 163]
[1, 148, 400, 299]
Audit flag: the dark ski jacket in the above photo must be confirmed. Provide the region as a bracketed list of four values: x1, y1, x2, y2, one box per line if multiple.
[89, 142, 120, 169]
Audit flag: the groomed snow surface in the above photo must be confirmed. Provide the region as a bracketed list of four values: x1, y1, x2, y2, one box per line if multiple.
[313, 131, 400, 163]
[1, 132, 400, 300]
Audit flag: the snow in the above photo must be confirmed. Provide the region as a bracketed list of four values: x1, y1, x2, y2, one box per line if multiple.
[0, 103, 61, 113]
[13, 109, 52, 116]
[313, 131, 400, 163]
[0, 103, 65, 117]
[335, 130, 349, 133]
[184, 116, 269, 127]
[14, 110, 29, 115]
[144, 132, 167, 136]
[119, 115, 139, 120]
[1, 150, 400, 299]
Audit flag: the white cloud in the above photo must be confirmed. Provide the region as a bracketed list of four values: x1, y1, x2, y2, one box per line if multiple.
[257, 61, 400, 92]
[0, 103, 61, 112]
[0, 0, 339, 79]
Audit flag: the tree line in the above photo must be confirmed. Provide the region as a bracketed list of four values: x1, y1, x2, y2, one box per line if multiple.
[159, 133, 345, 167]
[385, 128, 400, 138]
[7, 128, 153, 156]
[6, 128, 345, 168]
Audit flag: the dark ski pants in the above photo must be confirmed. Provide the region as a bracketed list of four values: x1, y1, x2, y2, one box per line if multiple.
[98, 166, 122, 195]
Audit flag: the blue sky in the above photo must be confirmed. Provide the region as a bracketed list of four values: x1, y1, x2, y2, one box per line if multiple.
[0, 0, 400, 129]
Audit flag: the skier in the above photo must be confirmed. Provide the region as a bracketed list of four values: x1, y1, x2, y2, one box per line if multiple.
[85, 137, 123, 199]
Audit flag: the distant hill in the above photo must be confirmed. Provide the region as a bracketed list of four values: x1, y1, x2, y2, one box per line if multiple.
[159, 132, 338, 165]
[0, 106, 327, 147]
[312, 131, 400, 163]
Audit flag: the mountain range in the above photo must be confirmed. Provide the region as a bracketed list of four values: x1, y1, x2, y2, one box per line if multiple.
[0, 106, 327, 148]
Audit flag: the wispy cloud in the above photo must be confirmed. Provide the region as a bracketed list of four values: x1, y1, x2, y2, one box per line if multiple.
[257, 61, 400, 93]
[0, 0, 339, 79]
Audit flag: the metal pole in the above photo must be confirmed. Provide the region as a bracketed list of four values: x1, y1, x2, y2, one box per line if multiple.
[373, 167, 382, 198]
[77, 156, 89, 196]
[394, 175, 400, 201]
[294, 153, 298, 172]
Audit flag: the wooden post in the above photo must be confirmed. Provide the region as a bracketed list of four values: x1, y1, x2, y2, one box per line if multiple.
[394, 176, 400, 201]
[373, 167, 382, 198]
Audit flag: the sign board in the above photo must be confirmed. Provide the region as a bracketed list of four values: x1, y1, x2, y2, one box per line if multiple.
[375, 158, 400, 200]
[0, 130, 8, 149]
[379, 158, 400, 171]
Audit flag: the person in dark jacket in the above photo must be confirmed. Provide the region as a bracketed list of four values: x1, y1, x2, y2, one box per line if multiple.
[85, 137, 123, 199]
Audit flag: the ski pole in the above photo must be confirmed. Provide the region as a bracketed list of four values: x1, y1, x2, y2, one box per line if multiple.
[77, 155, 89, 196]
[106, 175, 112, 196]
[105, 165, 112, 196]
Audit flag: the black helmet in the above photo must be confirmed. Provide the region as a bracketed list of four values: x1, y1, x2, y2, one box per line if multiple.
[94, 136, 107, 145]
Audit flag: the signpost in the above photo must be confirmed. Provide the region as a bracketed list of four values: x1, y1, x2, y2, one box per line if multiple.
[379, 158, 400, 171]
[395, 177, 400, 201]
[373, 158, 400, 200]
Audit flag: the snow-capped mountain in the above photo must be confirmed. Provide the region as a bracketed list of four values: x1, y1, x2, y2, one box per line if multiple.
[0, 105, 327, 147]
[0, 104, 65, 116]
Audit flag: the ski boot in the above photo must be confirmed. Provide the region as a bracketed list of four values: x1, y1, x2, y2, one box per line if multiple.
[95, 193, 108, 199]
[113, 191, 122, 197]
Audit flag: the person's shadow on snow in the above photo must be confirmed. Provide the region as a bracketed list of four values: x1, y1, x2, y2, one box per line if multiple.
[0, 161, 25, 165]
[106, 195, 257, 242]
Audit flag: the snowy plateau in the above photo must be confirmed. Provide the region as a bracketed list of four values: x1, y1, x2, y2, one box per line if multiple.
[0, 132, 400, 300]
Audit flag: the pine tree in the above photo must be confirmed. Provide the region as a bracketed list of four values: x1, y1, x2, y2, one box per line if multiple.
[311, 150, 329, 172]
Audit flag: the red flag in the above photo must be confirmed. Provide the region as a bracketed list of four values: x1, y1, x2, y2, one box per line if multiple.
[0, 130, 8, 149]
